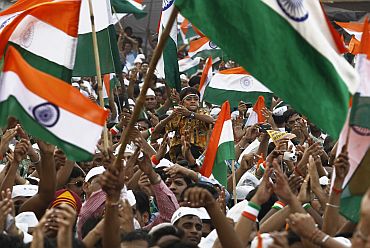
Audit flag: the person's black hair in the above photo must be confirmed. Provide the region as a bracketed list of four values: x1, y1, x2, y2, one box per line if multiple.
[137, 118, 152, 129]
[246, 188, 278, 221]
[124, 26, 133, 32]
[282, 109, 299, 124]
[323, 136, 335, 154]
[149, 225, 184, 246]
[161, 240, 199, 248]
[188, 76, 201, 87]
[179, 87, 200, 101]
[69, 166, 86, 180]
[32, 237, 85, 248]
[171, 144, 203, 161]
[134, 84, 140, 98]
[272, 115, 285, 125]
[155, 167, 169, 182]
[0, 234, 24, 248]
[183, 182, 219, 200]
[122, 230, 150, 243]
[153, 87, 165, 94]
[133, 190, 150, 215]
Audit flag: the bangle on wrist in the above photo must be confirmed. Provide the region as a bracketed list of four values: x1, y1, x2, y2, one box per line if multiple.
[106, 200, 121, 207]
[303, 203, 312, 210]
[242, 201, 261, 222]
[31, 152, 41, 164]
[272, 201, 286, 211]
[326, 203, 339, 208]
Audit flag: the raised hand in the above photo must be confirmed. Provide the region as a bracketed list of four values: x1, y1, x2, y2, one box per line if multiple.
[36, 139, 55, 155]
[272, 160, 295, 204]
[333, 146, 349, 182]
[251, 167, 274, 205]
[100, 165, 125, 200]
[240, 153, 257, 172]
[287, 213, 317, 239]
[182, 186, 216, 210]
[13, 138, 30, 163]
[118, 200, 134, 234]
[288, 174, 303, 195]
[0, 128, 17, 156]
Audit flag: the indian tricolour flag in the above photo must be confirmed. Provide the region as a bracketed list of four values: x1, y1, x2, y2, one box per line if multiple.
[203, 67, 272, 108]
[200, 101, 235, 187]
[178, 56, 200, 77]
[198, 56, 212, 102]
[102, 73, 117, 104]
[73, 0, 121, 77]
[336, 19, 370, 223]
[0, 46, 108, 161]
[336, 21, 364, 42]
[0, 0, 81, 82]
[188, 36, 222, 59]
[175, 0, 359, 138]
[156, 0, 181, 91]
[111, 0, 147, 19]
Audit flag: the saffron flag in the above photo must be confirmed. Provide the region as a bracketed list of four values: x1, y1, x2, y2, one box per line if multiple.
[73, 0, 121, 77]
[203, 67, 272, 108]
[336, 19, 370, 223]
[198, 56, 212, 102]
[245, 96, 266, 127]
[156, 0, 181, 91]
[0, 0, 81, 82]
[200, 101, 235, 186]
[175, 0, 359, 138]
[0, 46, 108, 161]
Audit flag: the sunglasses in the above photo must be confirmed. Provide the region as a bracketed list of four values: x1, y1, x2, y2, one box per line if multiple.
[68, 181, 84, 187]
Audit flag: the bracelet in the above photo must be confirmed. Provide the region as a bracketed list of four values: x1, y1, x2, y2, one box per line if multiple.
[272, 201, 286, 211]
[31, 152, 41, 164]
[321, 234, 330, 244]
[303, 203, 312, 210]
[326, 203, 339, 208]
[258, 161, 266, 174]
[332, 187, 343, 194]
[151, 155, 160, 165]
[106, 200, 121, 207]
[242, 201, 261, 222]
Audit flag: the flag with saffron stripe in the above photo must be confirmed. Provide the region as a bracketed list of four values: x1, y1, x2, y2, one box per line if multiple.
[0, 46, 108, 161]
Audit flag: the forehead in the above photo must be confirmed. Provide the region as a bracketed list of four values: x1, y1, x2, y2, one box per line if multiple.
[178, 215, 202, 225]
[146, 95, 156, 100]
[288, 113, 300, 121]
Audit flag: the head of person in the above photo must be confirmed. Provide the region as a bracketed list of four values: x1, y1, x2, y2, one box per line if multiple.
[180, 74, 189, 88]
[12, 185, 39, 215]
[141, 61, 149, 74]
[179, 87, 200, 112]
[121, 230, 150, 248]
[166, 174, 193, 202]
[145, 89, 158, 111]
[188, 76, 201, 89]
[283, 109, 301, 131]
[123, 41, 133, 54]
[171, 207, 203, 246]
[136, 118, 151, 132]
[124, 26, 133, 37]
[154, 87, 165, 105]
[65, 166, 86, 199]
[83, 166, 105, 199]
[133, 190, 150, 227]
[46, 189, 82, 237]
[272, 106, 288, 128]
[149, 223, 185, 247]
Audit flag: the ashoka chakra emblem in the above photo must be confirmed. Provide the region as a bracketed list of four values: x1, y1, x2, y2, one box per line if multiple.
[276, 0, 309, 22]
[162, 0, 175, 11]
[208, 41, 218, 49]
[240, 76, 253, 89]
[32, 102, 60, 128]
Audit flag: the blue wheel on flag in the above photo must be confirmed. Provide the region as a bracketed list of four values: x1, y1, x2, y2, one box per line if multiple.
[162, 0, 175, 11]
[32, 102, 60, 128]
[276, 0, 309, 22]
[208, 41, 218, 49]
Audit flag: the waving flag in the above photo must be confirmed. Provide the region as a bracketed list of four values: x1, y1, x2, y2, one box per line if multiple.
[336, 21, 364, 41]
[175, 0, 359, 138]
[203, 67, 272, 108]
[245, 96, 266, 126]
[188, 36, 222, 59]
[198, 56, 212, 102]
[0, 46, 108, 161]
[110, 0, 146, 19]
[336, 19, 370, 223]
[0, 0, 81, 82]
[156, 0, 181, 91]
[200, 101, 235, 186]
[73, 0, 121, 77]
[178, 56, 201, 77]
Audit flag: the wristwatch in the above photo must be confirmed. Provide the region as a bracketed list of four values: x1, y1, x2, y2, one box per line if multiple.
[189, 112, 196, 119]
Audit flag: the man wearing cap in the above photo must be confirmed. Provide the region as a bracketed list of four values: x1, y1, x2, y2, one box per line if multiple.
[153, 87, 214, 161]
[171, 207, 203, 246]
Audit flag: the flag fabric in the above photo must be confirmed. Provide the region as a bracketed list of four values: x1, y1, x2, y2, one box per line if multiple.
[203, 67, 272, 108]
[348, 36, 361, 55]
[179, 18, 202, 40]
[0, 0, 81, 82]
[188, 36, 222, 59]
[336, 21, 364, 41]
[200, 101, 235, 186]
[0, 46, 108, 161]
[245, 96, 266, 126]
[198, 56, 212, 102]
[110, 0, 146, 19]
[336, 19, 370, 223]
[103, 73, 117, 104]
[178, 56, 200, 77]
[73, 0, 121, 77]
[156, 0, 181, 91]
[175, 0, 359, 138]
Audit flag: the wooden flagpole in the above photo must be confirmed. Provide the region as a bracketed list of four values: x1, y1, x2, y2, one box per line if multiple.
[232, 160, 237, 205]
[113, 7, 179, 169]
[87, 0, 109, 151]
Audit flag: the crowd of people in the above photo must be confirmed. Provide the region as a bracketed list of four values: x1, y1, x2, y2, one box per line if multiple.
[0, 24, 370, 248]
